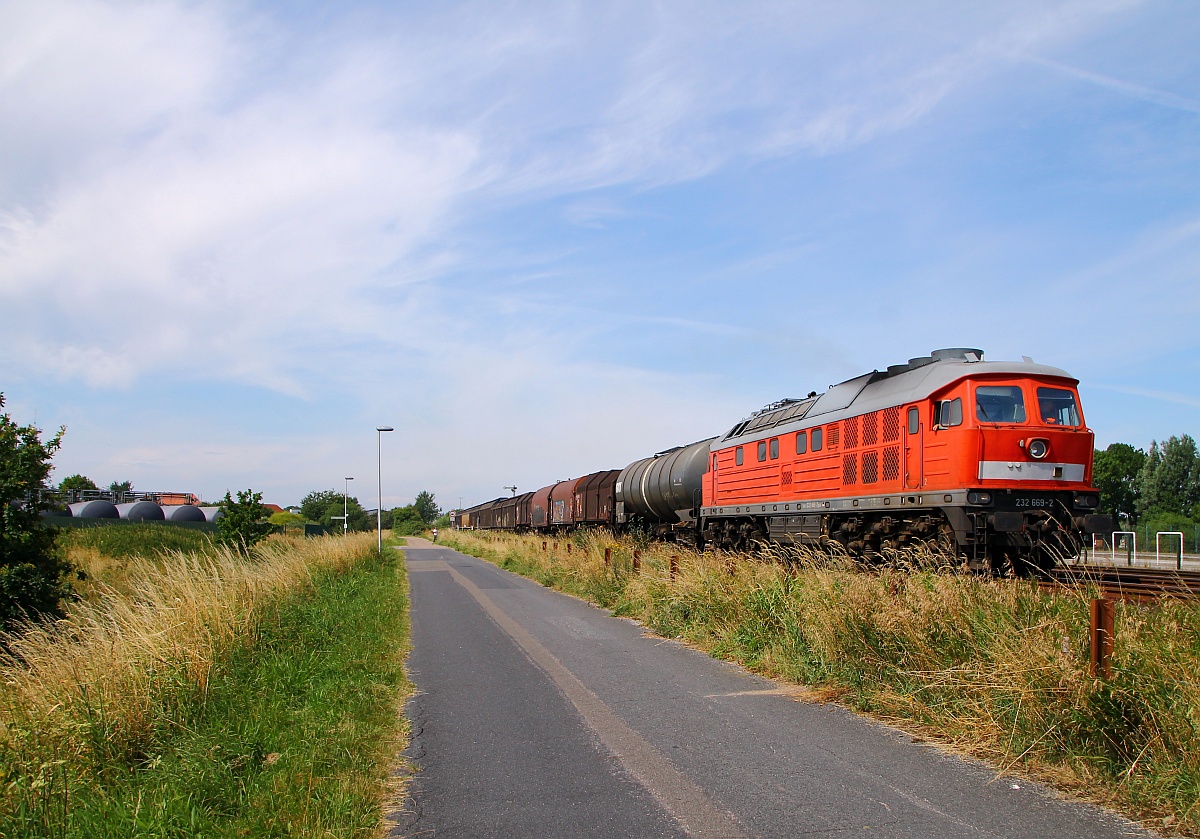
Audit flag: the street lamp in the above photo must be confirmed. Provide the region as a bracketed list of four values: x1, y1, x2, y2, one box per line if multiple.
[343, 477, 354, 534]
[376, 426, 394, 551]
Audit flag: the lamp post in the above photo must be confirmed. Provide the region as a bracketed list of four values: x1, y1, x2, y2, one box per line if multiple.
[343, 477, 354, 534]
[376, 426, 394, 551]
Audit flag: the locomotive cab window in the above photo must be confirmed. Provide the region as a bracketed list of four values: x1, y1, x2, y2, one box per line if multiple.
[811, 428, 823, 451]
[769, 438, 779, 459]
[796, 431, 807, 454]
[907, 406, 919, 435]
[757, 441, 767, 462]
[975, 386, 1026, 423]
[735, 446, 744, 466]
[1037, 387, 1081, 426]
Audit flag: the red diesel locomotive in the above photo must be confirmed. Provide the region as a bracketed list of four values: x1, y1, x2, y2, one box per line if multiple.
[457, 348, 1112, 574]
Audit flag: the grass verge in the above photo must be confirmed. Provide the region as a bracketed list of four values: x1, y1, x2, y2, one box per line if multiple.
[1, 533, 411, 838]
[445, 529, 1200, 836]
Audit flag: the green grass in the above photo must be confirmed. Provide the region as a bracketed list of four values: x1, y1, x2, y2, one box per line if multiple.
[1, 546, 411, 838]
[60, 522, 215, 559]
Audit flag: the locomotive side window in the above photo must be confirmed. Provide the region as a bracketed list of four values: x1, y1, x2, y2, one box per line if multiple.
[757, 441, 767, 462]
[1037, 387, 1081, 426]
[976, 386, 1026, 423]
[796, 431, 807, 454]
[735, 446, 744, 466]
[937, 397, 963, 428]
[907, 406, 919, 435]
[769, 438, 779, 459]
[811, 428, 823, 451]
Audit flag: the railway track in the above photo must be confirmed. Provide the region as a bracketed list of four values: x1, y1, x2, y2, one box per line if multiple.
[1042, 564, 1200, 602]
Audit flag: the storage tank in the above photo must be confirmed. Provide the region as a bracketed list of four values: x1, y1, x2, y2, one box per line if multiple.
[162, 504, 207, 523]
[68, 500, 120, 519]
[116, 501, 166, 522]
[615, 438, 716, 525]
[199, 506, 224, 523]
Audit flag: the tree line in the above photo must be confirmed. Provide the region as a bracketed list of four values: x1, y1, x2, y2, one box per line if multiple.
[1093, 434, 1200, 543]
[287, 488, 444, 536]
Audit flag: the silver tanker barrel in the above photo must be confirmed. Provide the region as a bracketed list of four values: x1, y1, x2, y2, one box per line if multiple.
[198, 507, 224, 522]
[116, 501, 166, 522]
[68, 500, 120, 519]
[615, 437, 716, 527]
[162, 504, 207, 523]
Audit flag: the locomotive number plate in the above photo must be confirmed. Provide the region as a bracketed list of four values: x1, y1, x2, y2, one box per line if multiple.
[1013, 497, 1053, 509]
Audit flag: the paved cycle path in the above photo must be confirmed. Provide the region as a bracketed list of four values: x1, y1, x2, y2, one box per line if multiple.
[389, 541, 1152, 838]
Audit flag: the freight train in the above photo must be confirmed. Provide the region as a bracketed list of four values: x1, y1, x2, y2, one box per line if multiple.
[455, 349, 1113, 575]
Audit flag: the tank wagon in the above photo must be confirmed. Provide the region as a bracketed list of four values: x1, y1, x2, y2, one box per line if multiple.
[458, 349, 1113, 575]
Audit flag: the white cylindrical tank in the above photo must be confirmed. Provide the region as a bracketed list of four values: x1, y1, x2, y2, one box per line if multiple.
[199, 506, 224, 522]
[116, 501, 166, 522]
[68, 500, 120, 519]
[162, 504, 207, 523]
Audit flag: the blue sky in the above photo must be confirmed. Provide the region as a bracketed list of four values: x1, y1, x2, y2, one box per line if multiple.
[2, 0, 1198, 510]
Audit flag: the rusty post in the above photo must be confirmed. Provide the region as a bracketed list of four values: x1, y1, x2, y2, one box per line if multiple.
[670, 555, 679, 581]
[1089, 598, 1115, 679]
[726, 556, 735, 576]
[542, 541, 547, 552]
[633, 550, 641, 574]
[604, 547, 611, 568]
[567, 543, 572, 554]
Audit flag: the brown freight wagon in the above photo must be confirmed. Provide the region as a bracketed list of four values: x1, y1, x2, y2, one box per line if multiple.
[572, 469, 621, 527]
[549, 478, 584, 529]
[530, 483, 557, 530]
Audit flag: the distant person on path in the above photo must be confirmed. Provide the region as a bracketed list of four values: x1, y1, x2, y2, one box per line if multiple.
[432, 528, 438, 543]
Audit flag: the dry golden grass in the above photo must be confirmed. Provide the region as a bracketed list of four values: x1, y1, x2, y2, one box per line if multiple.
[0, 533, 375, 777]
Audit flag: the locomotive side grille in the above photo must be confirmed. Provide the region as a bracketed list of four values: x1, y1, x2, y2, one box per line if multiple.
[842, 453, 857, 485]
[844, 416, 859, 449]
[862, 450, 878, 484]
[782, 469, 793, 486]
[882, 406, 901, 442]
[827, 424, 840, 449]
[863, 412, 878, 447]
[882, 447, 900, 481]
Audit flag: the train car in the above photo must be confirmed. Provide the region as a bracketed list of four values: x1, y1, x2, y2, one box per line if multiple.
[615, 439, 716, 539]
[701, 348, 1111, 573]
[549, 478, 584, 529]
[529, 483, 557, 531]
[514, 491, 535, 530]
[573, 470, 621, 527]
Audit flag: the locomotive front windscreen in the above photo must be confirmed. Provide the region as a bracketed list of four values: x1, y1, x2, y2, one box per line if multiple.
[1037, 387, 1081, 426]
[975, 386, 1026, 423]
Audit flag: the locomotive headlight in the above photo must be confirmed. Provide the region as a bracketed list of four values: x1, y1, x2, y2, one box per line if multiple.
[1027, 438, 1050, 460]
[1073, 493, 1100, 509]
[967, 491, 992, 505]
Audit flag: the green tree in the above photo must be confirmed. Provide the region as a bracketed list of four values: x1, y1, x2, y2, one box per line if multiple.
[390, 505, 426, 536]
[320, 496, 370, 532]
[1137, 435, 1200, 519]
[217, 489, 273, 553]
[413, 490, 441, 526]
[59, 474, 98, 493]
[1, 394, 73, 627]
[1092, 443, 1145, 525]
[300, 489, 341, 523]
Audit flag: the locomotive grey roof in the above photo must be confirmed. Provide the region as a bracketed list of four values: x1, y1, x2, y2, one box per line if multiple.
[720, 348, 1077, 447]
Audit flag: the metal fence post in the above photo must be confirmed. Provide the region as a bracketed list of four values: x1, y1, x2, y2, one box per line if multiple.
[1089, 598, 1115, 679]
[604, 547, 611, 568]
[670, 555, 679, 581]
[633, 550, 641, 574]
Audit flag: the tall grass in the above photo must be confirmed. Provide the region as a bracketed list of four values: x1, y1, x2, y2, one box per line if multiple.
[0, 533, 410, 837]
[446, 529, 1200, 835]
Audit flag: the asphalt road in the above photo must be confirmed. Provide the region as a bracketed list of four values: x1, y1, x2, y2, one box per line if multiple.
[389, 540, 1153, 838]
